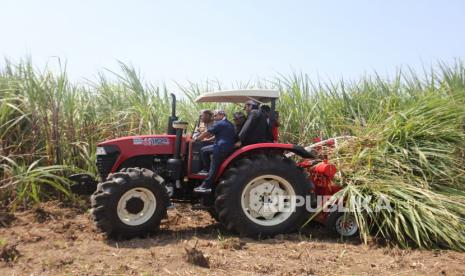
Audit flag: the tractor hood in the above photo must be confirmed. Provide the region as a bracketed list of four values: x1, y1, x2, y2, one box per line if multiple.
[98, 134, 187, 156]
[95, 134, 189, 178]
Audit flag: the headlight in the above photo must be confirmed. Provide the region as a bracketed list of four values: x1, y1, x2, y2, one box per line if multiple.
[96, 147, 107, 155]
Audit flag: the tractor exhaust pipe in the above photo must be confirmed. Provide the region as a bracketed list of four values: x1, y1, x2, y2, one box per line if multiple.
[174, 126, 183, 159]
[167, 121, 188, 185]
[172, 121, 188, 160]
[167, 93, 178, 135]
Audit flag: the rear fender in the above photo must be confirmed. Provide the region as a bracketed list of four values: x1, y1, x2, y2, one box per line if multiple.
[215, 143, 316, 180]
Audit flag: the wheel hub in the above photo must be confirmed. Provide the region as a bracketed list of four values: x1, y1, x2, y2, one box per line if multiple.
[335, 214, 358, 236]
[117, 187, 157, 226]
[248, 180, 286, 219]
[125, 197, 144, 214]
[241, 175, 296, 226]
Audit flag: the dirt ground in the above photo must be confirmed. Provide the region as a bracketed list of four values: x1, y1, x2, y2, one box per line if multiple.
[1, 202, 464, 275]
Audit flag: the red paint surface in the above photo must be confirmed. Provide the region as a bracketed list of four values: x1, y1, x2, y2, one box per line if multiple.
[298, 159, 342, 224]
[99, 134, 188, 173]
[215, 143, 295, 180]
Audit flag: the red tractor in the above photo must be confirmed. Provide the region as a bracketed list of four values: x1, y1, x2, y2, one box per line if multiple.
[70, 90, 358, 239]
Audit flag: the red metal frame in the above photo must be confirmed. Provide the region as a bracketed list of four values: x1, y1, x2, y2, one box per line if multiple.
[214, 143, 295, 180]
[186, 142, 296, 180]
[297, 158, 342, 224]
[99, 132, 320, 188]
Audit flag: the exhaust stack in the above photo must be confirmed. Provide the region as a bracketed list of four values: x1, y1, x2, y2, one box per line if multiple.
[167, 93, 178, 135]
[167, 121, 188, 184]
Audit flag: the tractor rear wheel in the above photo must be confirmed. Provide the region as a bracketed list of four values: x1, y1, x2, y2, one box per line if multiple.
[207, 208, 219, 222]
[214, 154, 312, 238]
[90, 168, 169, 239]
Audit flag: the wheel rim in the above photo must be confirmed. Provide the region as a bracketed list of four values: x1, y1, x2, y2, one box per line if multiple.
[335, 214, 358, 236]
[240, 175, 296, 227]
[117, 187, 157, 226]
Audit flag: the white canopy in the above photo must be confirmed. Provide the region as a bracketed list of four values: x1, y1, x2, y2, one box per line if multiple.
[195, 89, 279, 103]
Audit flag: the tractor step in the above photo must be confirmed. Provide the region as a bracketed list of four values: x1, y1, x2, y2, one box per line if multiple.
[190, 173, 208, 178]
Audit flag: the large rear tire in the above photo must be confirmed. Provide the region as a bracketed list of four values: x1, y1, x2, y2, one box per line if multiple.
[90, 168, 168, 239]
[214, 154, 312, 238]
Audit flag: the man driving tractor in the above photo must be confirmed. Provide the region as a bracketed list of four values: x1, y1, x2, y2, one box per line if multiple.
[193, 109, 236, 193]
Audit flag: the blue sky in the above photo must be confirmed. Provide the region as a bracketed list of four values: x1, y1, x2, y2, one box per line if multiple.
[1, 0, 464, 87]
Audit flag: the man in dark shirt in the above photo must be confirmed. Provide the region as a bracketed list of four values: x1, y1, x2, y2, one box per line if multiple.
[260, 105, 271, 122]
[238, 100, 273, 146]
[260, 104, 277, 142]
[193, 109, 236, 193]
[232, 111, 246, 137]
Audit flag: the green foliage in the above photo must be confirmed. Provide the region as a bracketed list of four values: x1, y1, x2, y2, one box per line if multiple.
[1, 58, 465, 250]
[0, 156, 71, 210]
[288, 63, 465, 251]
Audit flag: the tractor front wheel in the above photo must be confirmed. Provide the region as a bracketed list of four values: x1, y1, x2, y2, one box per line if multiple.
[90, 168, 169, 239]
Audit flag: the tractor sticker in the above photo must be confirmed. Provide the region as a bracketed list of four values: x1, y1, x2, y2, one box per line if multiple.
[133, 137, 170, 146]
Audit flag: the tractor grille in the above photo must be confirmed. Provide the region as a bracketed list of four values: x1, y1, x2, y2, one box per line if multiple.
[96, 154, 118, 180]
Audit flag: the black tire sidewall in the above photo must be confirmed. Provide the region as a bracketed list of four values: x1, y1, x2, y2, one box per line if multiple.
[93, 169, 168, 238]
[218, 156, 311, 237]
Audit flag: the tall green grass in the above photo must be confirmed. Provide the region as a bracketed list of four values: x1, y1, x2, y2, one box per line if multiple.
[1, 58, 464, 250]
[279, 65, 465, 250]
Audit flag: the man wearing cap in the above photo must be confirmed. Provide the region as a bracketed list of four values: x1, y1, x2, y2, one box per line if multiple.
[193, 109, 236, 193]
[238, 100, 273, 146]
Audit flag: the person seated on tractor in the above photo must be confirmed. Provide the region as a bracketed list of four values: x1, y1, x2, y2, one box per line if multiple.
[232, 111, 246, 145]
[260, 104, 280, 142]
[237, 100, 273, 146]
[193, 109, 236, 193]
[271, 110, 280, 142]
[192, 109, 214, 143]
[260, 104, 271, 123]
